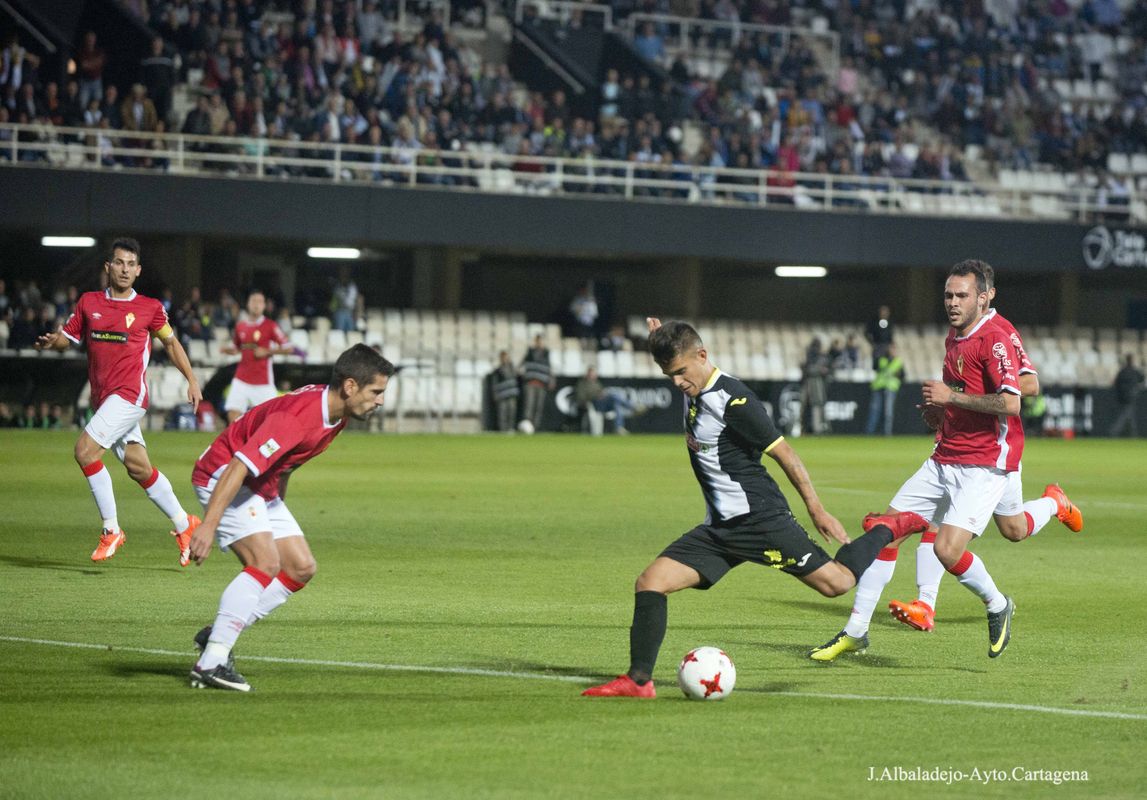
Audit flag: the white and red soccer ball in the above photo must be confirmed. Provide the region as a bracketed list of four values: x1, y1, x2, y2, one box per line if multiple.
[677, 646, 736, 701]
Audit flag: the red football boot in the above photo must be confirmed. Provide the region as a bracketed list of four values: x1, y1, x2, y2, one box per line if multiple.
[861, 511, 930, 541]
[581, 675, 656, 698]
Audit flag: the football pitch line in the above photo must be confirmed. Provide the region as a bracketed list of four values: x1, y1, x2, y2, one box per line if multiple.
[3, 634, 1146, 721]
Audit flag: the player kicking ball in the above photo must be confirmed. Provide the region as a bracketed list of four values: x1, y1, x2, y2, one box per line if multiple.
[186, 344, 394, 691]
[35, 237, 204, 565]
[581, 319, 928, 698]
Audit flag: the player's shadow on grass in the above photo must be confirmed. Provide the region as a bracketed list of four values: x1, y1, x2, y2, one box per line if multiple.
[471, 660, 613, 680]
[768, 598, 853, 619]
[0, 555, 104, 576]
[0, 555, 181, 575]
[105, 659, 190, 683]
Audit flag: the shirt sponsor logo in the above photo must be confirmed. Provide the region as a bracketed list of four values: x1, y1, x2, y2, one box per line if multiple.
[992, 342, 1007, 360]
[729, 397, 748, 406]
[90, 330, 128, 344]
[258, 438, 281, 458]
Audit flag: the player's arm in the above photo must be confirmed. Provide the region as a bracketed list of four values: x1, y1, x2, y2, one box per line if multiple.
[922, 380, 1020, 416]
[725, 395, 850, 545]
[1019, 373, 1039, 397]
[767, 440, 851, 545]
[188, 457, 250, 565]
[156, 326, 203, 412]
[34, 328, 72, 351]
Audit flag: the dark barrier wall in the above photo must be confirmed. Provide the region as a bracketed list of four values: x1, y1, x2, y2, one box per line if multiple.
[0, 168, 1101, 272]
[2, 356, 1140, 436]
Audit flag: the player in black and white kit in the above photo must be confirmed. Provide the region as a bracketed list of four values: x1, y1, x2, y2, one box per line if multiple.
[582, 319, 929, 698]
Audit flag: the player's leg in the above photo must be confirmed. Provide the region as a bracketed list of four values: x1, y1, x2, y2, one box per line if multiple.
[583, 529, 717, 698]
[191, 488, 281, 691]
[246, 501, 313, 624]
[933, 468, 1014, 656]
[223, 379, 249, 426]
[805, 509, 930, 660]
[825, 461, 949, 647]
[76, 396, 149, 560]
[120, 439, 200, 566]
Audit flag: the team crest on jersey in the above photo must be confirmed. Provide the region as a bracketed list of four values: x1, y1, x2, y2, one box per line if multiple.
[125, 312, 136, 329]
[258, 438, 281, 458]
[254, 330, 261, 341]
[956, 355, 964, 375]
[688, 402, 698, 424]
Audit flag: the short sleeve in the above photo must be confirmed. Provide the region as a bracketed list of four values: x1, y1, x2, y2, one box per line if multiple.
[270, 322, 288, 346]
[1008, 330, 1036, 374]
[150, 302, 174, 339]
[61, 295, 85, 343]
[234, 413, 305, 476]
[983, 335, 1020, 396]
[724, 391, 783, 452]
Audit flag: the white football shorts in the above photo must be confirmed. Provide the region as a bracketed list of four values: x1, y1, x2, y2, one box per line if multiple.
[889, 458, 1010, 537]
[224, 378, 279, 414]
[85, 393, 147, 462]
[195, 485, 304, 552]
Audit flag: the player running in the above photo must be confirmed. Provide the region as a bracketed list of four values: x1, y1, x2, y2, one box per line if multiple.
[35, 237, 204, 565]
[186, 344, 394, 691]
[811, 264, 1082, 660]
[221, 290, 292, 425]
[581, 319, 928, 698]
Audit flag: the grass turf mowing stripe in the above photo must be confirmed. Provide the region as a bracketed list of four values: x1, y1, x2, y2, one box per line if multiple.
[4, 634, 1146, 721]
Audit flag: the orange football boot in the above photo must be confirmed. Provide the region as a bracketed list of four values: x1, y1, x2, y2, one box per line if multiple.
[172, 515, 201, 567]
[91, 529, 126, 562]
[889, 599, 935, 632]
[1042, 484, 1083, 532]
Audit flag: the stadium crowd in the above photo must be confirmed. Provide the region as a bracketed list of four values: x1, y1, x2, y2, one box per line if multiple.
[1, 0, 1145, 200]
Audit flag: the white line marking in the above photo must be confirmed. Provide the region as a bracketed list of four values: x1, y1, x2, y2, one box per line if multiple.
[0, 635, 588, 683]
[766, 691, 1147, 721]
[3, 635, 1145, 721]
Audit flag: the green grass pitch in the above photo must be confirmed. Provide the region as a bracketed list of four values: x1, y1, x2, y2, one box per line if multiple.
[1, 430, 1144, 799]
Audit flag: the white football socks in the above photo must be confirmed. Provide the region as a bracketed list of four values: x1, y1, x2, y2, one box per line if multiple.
[1023, 497, 1057, 537]
[83, 462, 118, 530]
[915, 540, 945, 610]
[843, 549, 898, 638]
[949, 552, 1006, 614]
[198, 568, 271, 670]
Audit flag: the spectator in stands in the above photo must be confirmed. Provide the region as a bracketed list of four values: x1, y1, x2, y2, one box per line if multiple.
[141, 36, 176, 123]
[331, 268, 360, 332]
[520, 334, 555, 433]
[0, 278, 10, 323]
[865, 304, 894, 367]
[865, 342, 904, 436]
[17, 402, 38, 429]
[569, 282, 599, 345]
[100, 84, 123, 129]
[634, 22, 665, 64]
[0, 402, 16, 428]
[575, 365, 638, 436]
[77, 31, 106, 110]
[1110, 354, 1145, 438]
[490, 350, 520, 432]
[9, 305, 40, 349]
[800, 337, 831, 435]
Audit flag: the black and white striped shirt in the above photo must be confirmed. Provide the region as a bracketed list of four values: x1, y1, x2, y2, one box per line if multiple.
[683, 369, 789, 523]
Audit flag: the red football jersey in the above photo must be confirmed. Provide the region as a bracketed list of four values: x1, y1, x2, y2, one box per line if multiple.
[933, 313, 1024, 472]
[192, 384, 346, 501]
[61, 289, 172, 408]
[944, 308, 1036, 375]
[232, 316, 288, 385]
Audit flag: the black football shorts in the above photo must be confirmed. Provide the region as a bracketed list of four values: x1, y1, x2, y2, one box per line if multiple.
[659, 511, 832, 589]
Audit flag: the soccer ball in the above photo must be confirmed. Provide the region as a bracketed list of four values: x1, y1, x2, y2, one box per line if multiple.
[517, 419, 535, 435]
[677, 646, 736, 701]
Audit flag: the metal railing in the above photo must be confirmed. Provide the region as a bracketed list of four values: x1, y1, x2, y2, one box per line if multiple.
[625, 12, 841, 80]
[2, 122, 1143, 224]
[514, 1, 613, 30]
